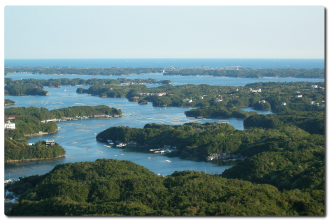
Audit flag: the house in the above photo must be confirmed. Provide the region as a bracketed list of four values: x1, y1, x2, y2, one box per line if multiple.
[310, 101, 315, 105]
[311, 85, 318, 89]
[4, 121, 15, 130]
[45, 139, 56, 146]
[213, 96, 223, 102]
[199, 96, 204, 99]
[296, 94, 303, 98]
[250, 88, 262, 93]
[182, 99, 193, 103]
[281, 102, 287, 106]
[258, 100, 266, 104]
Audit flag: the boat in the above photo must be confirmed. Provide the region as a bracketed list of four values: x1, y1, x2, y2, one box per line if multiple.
[73, 141, 77, 144]
[96, 150, 103, 153]
[148, 157, 151, 159]
[114, 155, 117, 157]
[165, 160, 171, 162]
[121, 154, 124, 156]
[83, 147, 88, 150]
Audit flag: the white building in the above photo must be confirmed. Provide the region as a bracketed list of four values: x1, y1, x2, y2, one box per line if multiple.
[281, 102, 287, 106]
[296, 94, 303, 98]
[4, 121, 15, 130]
[250, 88, 262, 93]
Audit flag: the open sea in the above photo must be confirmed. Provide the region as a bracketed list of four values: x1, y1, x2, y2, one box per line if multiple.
[4, 58, 324, 69]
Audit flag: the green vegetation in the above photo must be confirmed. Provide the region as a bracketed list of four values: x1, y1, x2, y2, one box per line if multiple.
[5, 138, 66, 162]
[5, 82, 48, 96]
[5, 99, 15, 106]
[4, 77, 171, 96]
[185, 106, 258, 119]
[5, 77, 171, 88]
[76, 82, 325, 116]
[244, 111, 325, 135]
[5, 67, 163, 76]
[5, 116, 58, 140]
[7, 159, 324, 216]
[5, 105, 122, 121]
[5, 67, 324, 78]
[164, 68, 324, 78]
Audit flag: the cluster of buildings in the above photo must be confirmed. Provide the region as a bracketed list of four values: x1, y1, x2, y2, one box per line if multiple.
[149, 145, 177, 153]
[249, 88, 262, 93]
[136, 92, 167, 96]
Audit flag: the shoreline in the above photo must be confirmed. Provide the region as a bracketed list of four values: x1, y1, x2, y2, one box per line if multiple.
[5, 154, 65, 163]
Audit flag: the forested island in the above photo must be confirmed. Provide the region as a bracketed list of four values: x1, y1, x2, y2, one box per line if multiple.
[4, 78, 171, 96]
[77, 82, 325, 116]
[5, 99, 15, 106]
[5, 138, 66, 162]
[185, 106, 258, 119]
[6, 159, 324, 216]
[4, 66, 163, 76]
[5, 82, 49, 96]
[5, 66, 324, 78]
[5, 105, 122, 121]
[164, 68, 324, 78]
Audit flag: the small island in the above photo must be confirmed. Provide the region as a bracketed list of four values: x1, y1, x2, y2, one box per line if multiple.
[5, 99, 15, 106]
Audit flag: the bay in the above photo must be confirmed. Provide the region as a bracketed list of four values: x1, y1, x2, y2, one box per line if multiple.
[4, 71, 323, 181]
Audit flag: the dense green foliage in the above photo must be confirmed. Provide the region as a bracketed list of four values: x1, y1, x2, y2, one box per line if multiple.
[5, 105, 122, 121]
[244, 111, 324, 135]
[5, 116, 58, 140]
[5, 82, 48, 96]
[5, 67, 324, 78]
[164, 68, 324, 78]
[5, 138, 66, 162]
[76, 82, 324, 115]
[5, 67, 163, 75]
[5, 99, 15, 106]
[8, 159, 324, 216]
[222, 133, 324, 191]
[5, 77, 171, 88]
[185, 106, 258, 118]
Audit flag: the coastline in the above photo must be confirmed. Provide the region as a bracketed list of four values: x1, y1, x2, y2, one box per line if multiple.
[5, 154, 65, 163]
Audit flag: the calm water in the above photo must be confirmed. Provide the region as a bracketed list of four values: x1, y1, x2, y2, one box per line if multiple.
[4, 66, 323, 180]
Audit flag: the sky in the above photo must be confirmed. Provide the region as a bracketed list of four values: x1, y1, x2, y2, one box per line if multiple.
[3, 5, 325, 59]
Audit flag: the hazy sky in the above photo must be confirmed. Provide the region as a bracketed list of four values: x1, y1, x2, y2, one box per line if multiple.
[4, 6, 325, 59]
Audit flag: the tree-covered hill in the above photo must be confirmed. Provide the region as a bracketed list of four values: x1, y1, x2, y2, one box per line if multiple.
[5, 138, 66, 162]
[164, 68, 324, 78]
[5, 105, 122, 121]
[7, 159, 324, 216]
